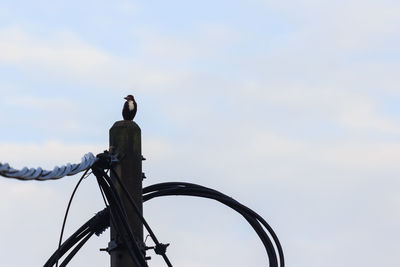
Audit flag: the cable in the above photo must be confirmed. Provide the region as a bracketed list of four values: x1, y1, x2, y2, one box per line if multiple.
[97, 170, 110, 207]
[44, 208, 110, 267]
[0, 152, 97, 181]
[45, 179, 284, 267]
[142, 182, 285, 267]
[45, 149, 283, 267]
[55, 169, 90, 267]
[108, 168, 173, 267]
[92, 166, 148, 267]
[93, 165, 282, 266]
[59, 231, 94, 267]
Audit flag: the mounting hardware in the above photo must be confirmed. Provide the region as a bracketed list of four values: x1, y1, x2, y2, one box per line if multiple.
[155, 243, 170, 255]
[99, 240, 119, 254]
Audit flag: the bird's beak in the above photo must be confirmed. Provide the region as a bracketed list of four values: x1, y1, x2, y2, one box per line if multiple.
[124, 97, 128, 100]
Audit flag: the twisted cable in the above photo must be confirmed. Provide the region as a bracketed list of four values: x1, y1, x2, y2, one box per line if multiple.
[0, 152, 97, 181]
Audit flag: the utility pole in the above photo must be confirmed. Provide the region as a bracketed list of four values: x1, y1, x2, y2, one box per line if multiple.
[109, 120, 143, 267]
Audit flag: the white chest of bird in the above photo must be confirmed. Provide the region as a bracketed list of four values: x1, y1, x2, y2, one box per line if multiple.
[128, 100, 135, 111]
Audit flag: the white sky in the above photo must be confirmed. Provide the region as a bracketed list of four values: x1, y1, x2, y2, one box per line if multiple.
[1, 0, 400, 266]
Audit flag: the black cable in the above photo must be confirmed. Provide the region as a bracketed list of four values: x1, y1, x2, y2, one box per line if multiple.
[93, 151, 172, 266]
[159, 182, 284, 263]
[142, 182, 285, 267]
[46, 149, 283, 267]
[95, 171, 142, 265]
[96, 177, 123, 259]
[44, 208, 110, 267]
[160, 185, 281, 266]
[97, 171, 110, 208]
[55, 168, 90, 267]
[179, 185, 281, 266]
[45, 179, 284, 267]
[95, 170, 282, 267]
[46, 227, 91, 266]
[145, 188, 278, 266]
[108, 168, 173, 267]
[93, 166, 148, 267]
[59, 231, 94, 267]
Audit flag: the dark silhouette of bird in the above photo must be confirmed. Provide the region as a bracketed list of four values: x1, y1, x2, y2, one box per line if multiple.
[122, 95, 137, 121]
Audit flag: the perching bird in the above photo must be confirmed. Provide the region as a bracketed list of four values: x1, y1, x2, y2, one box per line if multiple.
[122, 95, 137, 121]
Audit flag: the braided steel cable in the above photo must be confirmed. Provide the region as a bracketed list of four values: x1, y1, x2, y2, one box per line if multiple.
[0, 153, 97, 181]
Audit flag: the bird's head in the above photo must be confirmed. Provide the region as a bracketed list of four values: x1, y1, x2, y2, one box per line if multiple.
[124, 95, 134, 101]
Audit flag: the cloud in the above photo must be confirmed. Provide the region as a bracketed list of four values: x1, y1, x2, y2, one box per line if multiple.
[0, 24, 243, 92]
[0, 27, 111, 71]
[1, 1, 400, 266]
[3, 94, 77, 112]
[259, 0, 400, 49]
[238, 83, 400, 134]
[0, 17, 252, 96]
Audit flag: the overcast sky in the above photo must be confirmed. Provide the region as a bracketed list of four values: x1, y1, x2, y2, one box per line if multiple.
[1, 0, 400, 266]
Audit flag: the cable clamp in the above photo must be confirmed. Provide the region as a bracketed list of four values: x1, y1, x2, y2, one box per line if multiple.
[95, 150, 120, 169]
[89, 208, 110, 236]
[154, 243, 170, 255]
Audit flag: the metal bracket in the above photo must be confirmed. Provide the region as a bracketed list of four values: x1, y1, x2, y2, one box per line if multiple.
[95, 150, 120, 169]
[145, 243, 170, 255]
[100, 240, 119, 254]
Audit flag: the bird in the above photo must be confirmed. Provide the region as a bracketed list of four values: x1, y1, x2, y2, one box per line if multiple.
[122, 95, 137, 121]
